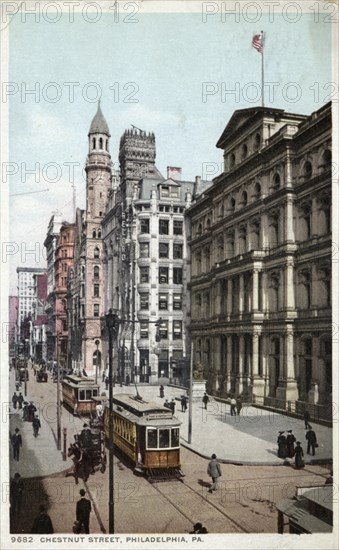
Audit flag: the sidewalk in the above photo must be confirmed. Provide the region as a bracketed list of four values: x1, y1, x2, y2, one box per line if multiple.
[9, 375, 333, 480]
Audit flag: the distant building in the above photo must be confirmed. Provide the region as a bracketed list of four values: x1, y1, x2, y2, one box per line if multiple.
[30, 272, 48, 360]
[8, 295, 18, 357]
[16, 267, 47, 348]
[188, 103, 331, 418]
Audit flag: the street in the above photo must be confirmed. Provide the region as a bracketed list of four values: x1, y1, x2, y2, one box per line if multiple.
[9, 367, 332, 534]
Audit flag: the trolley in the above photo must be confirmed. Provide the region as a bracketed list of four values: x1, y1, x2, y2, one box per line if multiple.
[104, 393, 183, 480]
[62, 375, 100, 415]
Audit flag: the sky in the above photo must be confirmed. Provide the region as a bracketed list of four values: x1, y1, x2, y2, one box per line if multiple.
[5, 2, 334, 293]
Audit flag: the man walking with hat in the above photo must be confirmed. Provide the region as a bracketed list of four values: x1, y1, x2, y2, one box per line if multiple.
[76, 489, 92, 534]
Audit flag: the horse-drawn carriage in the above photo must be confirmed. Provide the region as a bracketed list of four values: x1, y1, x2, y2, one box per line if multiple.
[67, 426, 106, 484]
[36, 369, 48, 382]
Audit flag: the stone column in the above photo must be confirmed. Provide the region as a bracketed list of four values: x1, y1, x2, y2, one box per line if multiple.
[237, 335, 244, 394]
[226, 334, 232, 393]
[261, 211, 269, 250]
[239, 274, 244, 316]
[285, 258, 295, 311]
[252, 269, 259, 312]
[227, 278, 232, 317]
[311, 196, 318, 238]
[262, 271, 268, 312]
[252, 331, 265, 399]
[276, 327, 298, 404]
[311, 263, 318, 309]
[284, 195, 295, 243]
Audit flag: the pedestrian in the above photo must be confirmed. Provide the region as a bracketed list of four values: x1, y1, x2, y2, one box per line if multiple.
[207, 453, 222, 493]
[202, 392, 209, 410]
[277, 431, 288, 459]
[164, 399, 169, 409]
[10, 473, 24, 525]
[236, 396, 242, 415]
[170, 399, 176, 414]
[181, 395, 187, 412]
[12, 392, 18, 410]
[31, 504, 54, 534]
[15, 382, 20, 392]
[306, 426, 318, 456]
[17, 393, 24, 410]
[27, 402, 37, 423]
[294, 441, 304, 469]
[230, 396, 237, 416]
[102, 370, 106, 383]
[22, 402, 29, 421]
[286, 430, 296, 458]
[76, 489, 92, 534]
[32, 415, 41, 437]
[189, 522, 208, 534]
[304, 409, 311, 430]
[11, 429, 22, 461]
[159, 384, 164, 399]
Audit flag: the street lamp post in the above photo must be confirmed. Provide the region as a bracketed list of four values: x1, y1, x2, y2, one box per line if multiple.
[94, 339, 100, 384]
[105, 309, 119, 534]
[188, 339, 193, 444]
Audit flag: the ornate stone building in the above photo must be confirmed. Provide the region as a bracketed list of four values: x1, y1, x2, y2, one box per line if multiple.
[102, 128, 195, 384]
[188, 103, 332, 416]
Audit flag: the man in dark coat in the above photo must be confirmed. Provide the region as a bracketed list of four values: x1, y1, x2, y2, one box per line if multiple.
[17, 393, 24, 410]
[22, 402, 29, 421]
[181, 395, 187, 412]
[11, 429, 22, 461]
[76, 489, 92, 534]
[306, 426, 317, 456]
[27, 402, 37, 422]
[202, 393, 209, 410]
[33, 415, 41, 437]
[31, 505, 54, 534]
[286, 430, 296, 458]
[12, 393, 18, 410]
[169, 399, 176, 414]
[10, 473, 24, 524]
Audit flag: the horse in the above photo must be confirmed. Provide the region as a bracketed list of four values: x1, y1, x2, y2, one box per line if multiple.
[66, 442, 91, 484]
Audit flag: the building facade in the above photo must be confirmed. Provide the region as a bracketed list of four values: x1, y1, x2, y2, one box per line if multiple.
[16, 267, 47, 347]
[54, 222, 75, 368]
[8, 295, 19, 357]
[68, 103, 113, 376]
[188, 103, 332, 416]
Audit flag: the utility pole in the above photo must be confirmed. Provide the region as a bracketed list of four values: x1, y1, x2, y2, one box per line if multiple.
[56, 333, 61, 450]
[188, 340, 193, 444]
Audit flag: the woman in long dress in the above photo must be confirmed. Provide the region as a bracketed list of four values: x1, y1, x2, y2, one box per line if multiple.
[277, 431, 288, 458]
[294, 441, 304, 469]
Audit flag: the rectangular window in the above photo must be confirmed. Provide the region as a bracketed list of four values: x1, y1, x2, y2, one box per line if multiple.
[173, 243, 183, 259]
[79, 390, 85, 401]
[140, 267, 149, 283]
[171, 427, 179, 447]
[159, 428, 170, 448]
[159, 267, 169, 284]
[173, 294, 182, 310]
[140, 322, 149, 339]
[173, 267, 183, 284]
[173, 320, 182, 339]
[140, 242, 149, 258]
[93, 284, 99, 298]
[140, 293, 149, 310]
[159, 293, 168, 310]
[93, 304, 99, 317]
[159, 320, 168, 339]
[62, 320, 67, 332]
[140, 218, 150, 234]
[173, 220, 183, 235]
[147, 428, 158, 449]
[159, 243, 169, 258]
[161, 186, 169, 197]
[159, 219, 169, 235]
[86, 389, 92, 400]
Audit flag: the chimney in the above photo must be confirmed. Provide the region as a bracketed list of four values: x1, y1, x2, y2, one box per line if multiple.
[167, 166, 182, 181]
[195, 175, 201, 186]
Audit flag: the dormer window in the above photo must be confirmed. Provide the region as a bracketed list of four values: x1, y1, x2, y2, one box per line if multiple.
[99, 137, 103, 149]
[161, 185, 179, 198]
[92, 138, 96, 150]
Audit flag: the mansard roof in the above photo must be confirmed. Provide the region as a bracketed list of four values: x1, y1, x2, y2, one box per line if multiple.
[88, 102, 110, 137]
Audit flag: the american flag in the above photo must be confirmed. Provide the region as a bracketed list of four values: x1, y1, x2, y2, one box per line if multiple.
[252, 33, 264, 53]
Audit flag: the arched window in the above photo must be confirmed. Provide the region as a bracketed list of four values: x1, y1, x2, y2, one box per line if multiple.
[254, 133, 261, 150]
[94, 247, 100, 258]
[217, 235, 224, 262]
[241, 191, 248, 206]
[253, 182, 261, 200]
[94, 266, 100, 279]
[99, 137, 103, 149]
[298, 270, 311, 309]
[196, 251, 202, 275]
[98, 229, 102, 238]
[92, 230, 96, 238]
[273, 173, 280, 190]
[230, 153, 235, 169]
[238, 227, 246, 255]
[229, 197, 235, 212]
[92, 138, 96, 149]
[299, 204, 311, 240]
[206, 218, 211, 230]
[269, 212, 279, 246]
[269, 273, 279, 311]
[197, 223, 202, 237]
[318, 267, 331, 307]
[241, 143, 248, 159]
[106, 139, 109, 152]
[250, 220, 260, 250]
[303, 161, 313, 180]
[219, 203, 224, 218]
[226, 231, 235, 258]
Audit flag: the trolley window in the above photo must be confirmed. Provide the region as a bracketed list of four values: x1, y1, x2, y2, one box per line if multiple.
[147, 428, 157, 449]
[171, 428, 179, 448]
[93, 389, 98, 397]
[79, 390, 85, 401]
[86, 389, 92, 400]
[159, 429, 170, 449]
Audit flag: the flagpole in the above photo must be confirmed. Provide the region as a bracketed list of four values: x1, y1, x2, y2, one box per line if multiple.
[261, 30, 264, 107]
